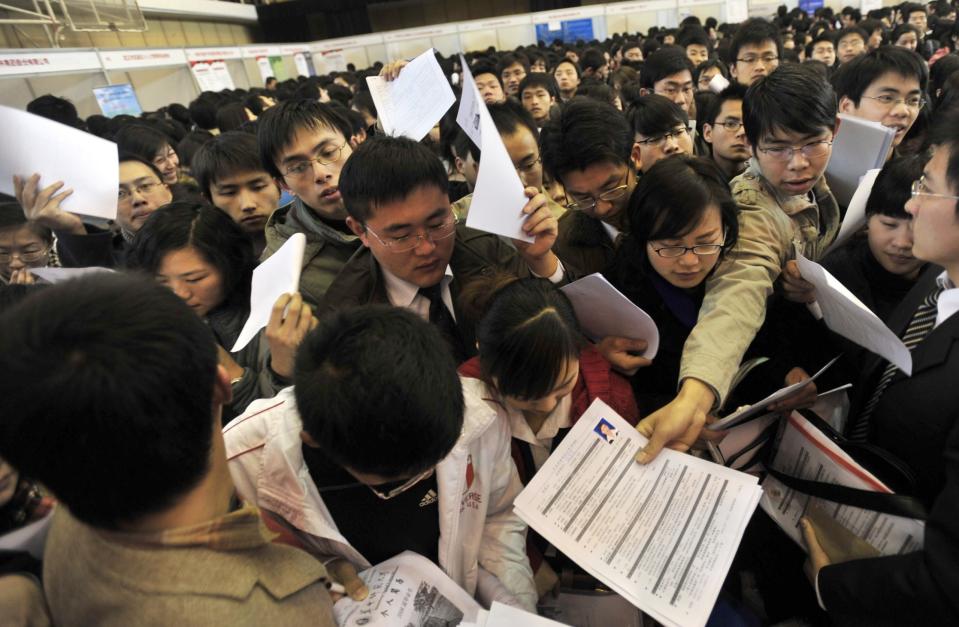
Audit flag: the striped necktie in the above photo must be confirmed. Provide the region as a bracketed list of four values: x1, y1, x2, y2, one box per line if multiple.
[848, 285, 945, 442]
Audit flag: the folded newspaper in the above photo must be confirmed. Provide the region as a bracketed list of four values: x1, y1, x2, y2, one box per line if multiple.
[514, 399, 762, 627]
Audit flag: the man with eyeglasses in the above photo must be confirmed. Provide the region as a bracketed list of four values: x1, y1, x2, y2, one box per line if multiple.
[634, 64, 841, 466]
[832, 46, 927, 158]
[800, 106, 959, 627]
[639, 47, 696, 118]
[835, 26, 870, 65]
[321, 136, 564, 364]
[450, 102, 565, 222]
[628, 95, 694, 174]
[14, 154, 173, 269]
[728, 18, 782, 86]
[257, 100, 363, 308]
[700, 83, 751, 182]
[226, 306, 537, 612]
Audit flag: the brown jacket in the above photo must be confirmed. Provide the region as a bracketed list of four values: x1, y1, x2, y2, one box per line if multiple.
[42, 505, 335, 627]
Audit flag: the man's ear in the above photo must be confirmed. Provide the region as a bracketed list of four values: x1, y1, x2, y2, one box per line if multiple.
[300, 430, 321, 449]
[349, 135, 360, 149]
[630, 141, 644, 173]
[729, 63, 739, 81]
[702, 122, 714, 144]
[837, 95, 856, 114]
[276, 176, 292, 193]
[832, 116, 842, 139]
[639, 87, 651, 97]
[454, 155, 466, 176]
[212, 365, 233, 407]
[345, 216, 370, 247]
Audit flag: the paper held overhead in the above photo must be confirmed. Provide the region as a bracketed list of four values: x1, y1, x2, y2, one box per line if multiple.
[0, 105, 118, 221]
[365, 48, 455, 142]
[796, 252, 912, 374]
[456, 54, 532, 243]
[31, 266, 114, 284]
[231, 233, 306, 352]
[560, 273, 659, 358]
[825, 114, 895, 207]
[829, 167, 882, 252]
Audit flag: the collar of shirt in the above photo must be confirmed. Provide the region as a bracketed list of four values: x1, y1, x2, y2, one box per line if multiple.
[381, 264, 456, 321]
[505, 394, 573, 448]
[96, 501, 273, 551]
[601, 221, 621, 244]
[745, 158, 822, 217]
[936, 270, 959, 328]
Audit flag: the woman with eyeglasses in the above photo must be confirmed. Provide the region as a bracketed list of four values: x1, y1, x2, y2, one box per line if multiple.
[128, 202, 315, 422]
[0, 203, 54, 285]
[606, 156, 813, 416]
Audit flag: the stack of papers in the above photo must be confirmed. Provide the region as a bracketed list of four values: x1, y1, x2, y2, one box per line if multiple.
[514, 399, 762, 627]
[761, 412, 925, 557]
[826, 114, 895, 207]
[829, 168, 882, 252]
[464, 602, 571, 627]
[560, 273, 659, 358]
[365, 49, 455, 142]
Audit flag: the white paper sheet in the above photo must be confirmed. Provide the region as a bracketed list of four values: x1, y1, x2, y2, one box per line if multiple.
[514, 399, 763, 627]
[809, 383, 853, 433]
[0, 105, 118, 221]
[826, 114, 895, 207]
[456, 55, 532, 243]
[707, 73, 730, 94]
[707, 355, 840, 431]
[761, 412, 925, 556]
[796, 252, 911, 375]
[0, 511, 53, 559]
[830, 168, 881, 251]
[484, 601, 571, 626]
[31, 266, 114, 284]
[560, 273, 659, 358]
[333, 551, 481, 627]
[365, 48, 455, 142]
[708, 412, 780, 471]
[231, 233, 305, 352]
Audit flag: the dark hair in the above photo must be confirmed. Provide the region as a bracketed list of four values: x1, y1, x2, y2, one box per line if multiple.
[553, 58, 581, 78]
[265, 76, 278, 87]
[891, 23, 922, 44]
[610, 156, 739, 287]
[215, 102, 250, 134]
[931, 54, 959, 105]
[694, 58, 730, 87]
[700, 82, 748, 125]
[859, 18, 887, 44]
[677, 25, 710, 49]
[927, 107, 959, 201]
[0, 202, 52, 244]
[467, 276, 583, 400]
[865, 155, 923, 219]
[497, 52, 530, 77]
[326, 84, 353, 107]
[119, 152, 166, 182]
[640, 46, 694, 89]
[294, 305, 463, 477]
[188, 95, 219, 131]
[487, 100, 539, 142]
[127, 202, 254, 313]
[351, 90, 377, 121]
[518, 72, 559, 100]
[831, 46, 927, 106]
[628, 94, 689, 137]
[338, 136, 448, 222]
[622, 40, 642, 56]
[540, 98, 632, 183]
[26, 94, 81, 128]
[579, 48, 607, 73]
[730, 18, 784, 63]
[836, 25, 869, 46]
[256, 99, 353, 179]
[115, 124, 173, 163]
[471, 61, 502, 86]
[900, 2, 926, 20]
[191, 131, 268, 200]
[743, 63, 838, 146]
[176, 130, 214, 170]
[0, 274, 218, 528]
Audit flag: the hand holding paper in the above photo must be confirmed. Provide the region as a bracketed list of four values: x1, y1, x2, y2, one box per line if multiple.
[366, 49, 455, 142]
[231, 233, 306, 352]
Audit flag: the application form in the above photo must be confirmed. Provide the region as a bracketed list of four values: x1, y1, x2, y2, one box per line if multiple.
[514, 399, 762, 627]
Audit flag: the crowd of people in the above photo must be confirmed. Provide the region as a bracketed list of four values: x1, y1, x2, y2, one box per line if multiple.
[2, 2, 959, 626]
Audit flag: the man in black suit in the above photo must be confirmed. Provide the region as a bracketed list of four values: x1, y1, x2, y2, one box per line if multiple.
[319, 135, 564, 362]
[802, 109, 959, 626]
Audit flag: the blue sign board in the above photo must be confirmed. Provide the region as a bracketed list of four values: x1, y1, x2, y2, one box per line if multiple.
[535, 18, 595, 44]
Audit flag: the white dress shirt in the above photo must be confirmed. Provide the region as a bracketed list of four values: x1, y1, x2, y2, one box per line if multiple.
[936, 271, 959, 329]
[505, 394, 573, 472]
[382, 264, 456, 321]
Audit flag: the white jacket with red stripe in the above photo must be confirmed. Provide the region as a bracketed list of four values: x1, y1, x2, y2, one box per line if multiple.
[223, 386, 537, 611]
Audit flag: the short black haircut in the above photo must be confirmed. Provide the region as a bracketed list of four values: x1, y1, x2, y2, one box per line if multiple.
[622, 40, 642, 55]
[743, 63, 838, 147]
[859, 18, 887, 44]
[579, 48, 607, 73]
[831, 46, 927, 105]
[694, 58, 730, 87]
[0, 274, 218, 528]
[610, 155, 739, 289]
[191, 131, 268, 200]
[900, 2, 926, 20]
[540, 98, 633, 184]
[119, 151, 166, 182]
[326, 84, 353, 107]
[836, 26, 869, 46]
[628, 94, 689, 137]
[640, 46, 694, 89]
[127, 202, 255, 313]
[471, 61, 502, 86]
[518, 72, 559, 99]
[552, 58, 581, 78]
[294, 305, 464, 478]
[891, 23, 922, 43]
[256, 99, 353, 179]
[26, 94, 81, 128]
[677, 25, 710, 49]
[115, 124, 173, 163]
[470, 277, 584, 400]
[730, 18, 784, 64]
[0, 202, 52, 244]
[338, 135, 448, 222]
[700, 82, 748, 126]
[214, 101, 249, 134]
[351, 90, 377, 121]
[497, 52, 530, 76]
[865, 155, 923, 219]
[927, 107, 959, 204]
[265, 77, 277, 87]
[188, 95, 219, 131]
[487, 100, 539, 142]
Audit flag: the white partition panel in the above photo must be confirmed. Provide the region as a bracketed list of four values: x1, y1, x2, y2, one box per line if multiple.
[123, 66, 197, 109]
[29, 72, 109, 117]
[459, 30, 498, 54]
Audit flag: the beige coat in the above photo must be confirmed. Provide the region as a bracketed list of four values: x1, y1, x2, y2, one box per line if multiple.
[679, 162, 841, 405]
